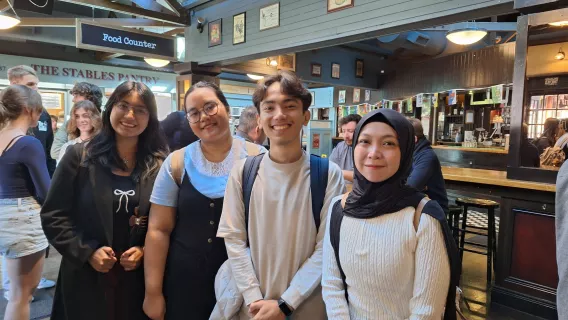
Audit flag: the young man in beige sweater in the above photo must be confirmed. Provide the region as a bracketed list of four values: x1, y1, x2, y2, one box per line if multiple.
[217, 71, 344, 320]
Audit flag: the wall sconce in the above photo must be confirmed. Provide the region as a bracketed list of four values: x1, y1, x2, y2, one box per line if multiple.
[196, 17, 205, 33]
[556, 47, 565, 60]
[266, 57, 278, 67]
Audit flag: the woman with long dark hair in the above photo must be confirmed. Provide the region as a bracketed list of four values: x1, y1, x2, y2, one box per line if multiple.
[535, 118, 560, 156]
[322, 109, 459, 319]
[143, 82, 265, 320]
[0, 85, 49, 320]
[41, 81, 168, 320]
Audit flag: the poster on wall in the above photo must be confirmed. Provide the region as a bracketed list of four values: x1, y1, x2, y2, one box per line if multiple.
[432, 93, 439, 108]
[491, 84, 503, 104]
[338, 90, 346, 103]
[416, 94, 423, 109]
[259, 3, 280, 31]
[312, 133, 320, 149]
[421, 94, 431, 109]
[448, 90, 457, 105]
[365, 89, 371, 102]
[208, 19, 222, 47]
[353, 88, 361, 103]
[233, 13, 246, 45]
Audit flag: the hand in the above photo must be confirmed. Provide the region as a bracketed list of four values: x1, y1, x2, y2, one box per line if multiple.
[250, 300, 285, 320]
[143, 292, 166, 320]
[88, 246, 117, 273]
[120, 246, 144, 271]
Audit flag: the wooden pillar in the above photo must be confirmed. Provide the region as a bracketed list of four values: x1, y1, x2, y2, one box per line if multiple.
[173, 62, 221, 111]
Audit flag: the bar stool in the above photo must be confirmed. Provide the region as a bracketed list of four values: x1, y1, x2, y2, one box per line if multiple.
[455, 197, 499, 290]
[447, 206, 462, 245]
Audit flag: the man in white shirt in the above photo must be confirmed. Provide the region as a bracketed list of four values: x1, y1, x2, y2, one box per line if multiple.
[217, 71, 344, 320]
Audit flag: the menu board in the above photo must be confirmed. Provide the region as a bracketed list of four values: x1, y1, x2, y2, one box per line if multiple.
[40, 92, 63, 110]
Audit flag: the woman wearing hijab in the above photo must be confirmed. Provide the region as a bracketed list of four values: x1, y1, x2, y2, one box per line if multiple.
[322, 109, 459, 319]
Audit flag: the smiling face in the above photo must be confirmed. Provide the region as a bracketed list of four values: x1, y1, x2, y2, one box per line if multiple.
[185, 87, 231, 143]
[109, 91, 150, 139]
[74, 107, 93, 134]
[354, 121, 401, 183]
[258, 82, 310, 147]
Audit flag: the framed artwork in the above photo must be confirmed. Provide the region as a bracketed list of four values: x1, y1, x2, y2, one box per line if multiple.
[278, 53, 296, 71]
[331, 63, 340, 79]
[328, 0, 354, 13]
[260, 3, 280, 31]
[353, 88, 361, 103]
[208, 19, 222, 47]
[311, 63, 322, 77]
[338, 90, 346, 103]
[310, 91, 316, 106]
[233, 12, 246, 45]
[355, 59, 364, 78]
[365, 89, 371, 102]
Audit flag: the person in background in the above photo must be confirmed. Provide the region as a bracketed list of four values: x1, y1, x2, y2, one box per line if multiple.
[330, 114, 361, 184]
[40, 81, 168, 320]
[217, 71, 344, 319]
[236, 106, 266, 145]
[143, 82, 265, 320]
[535, 118, 560, 156]
[56, 100, 102, 164]
[520, 123, 540, 168]
[407, 118, 449, 214]
[50, 82, 103, 160]
[322, 109, 458, 319]
[556, 161, 568, 320]
[160, 110, 199, 151]
[51, 115, 58, 133]
[0, 85, 50, 319]
[4, 65, 55, 299]
[8, 65, 55, 177]
[554, 119, 568, 159]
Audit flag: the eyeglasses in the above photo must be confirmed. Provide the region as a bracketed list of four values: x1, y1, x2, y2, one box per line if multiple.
[115, 103, 149, 117]
[186, 102, 219, 124]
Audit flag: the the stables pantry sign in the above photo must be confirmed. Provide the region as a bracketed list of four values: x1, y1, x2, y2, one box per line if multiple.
[30, 64, 160, 85]
[76, 20, 177, 61]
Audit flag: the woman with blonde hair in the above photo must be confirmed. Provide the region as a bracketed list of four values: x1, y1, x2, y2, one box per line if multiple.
[0, 84, 50, 320]
[56, 100, 101, 164]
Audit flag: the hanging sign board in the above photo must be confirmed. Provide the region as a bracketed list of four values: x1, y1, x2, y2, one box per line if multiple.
[14, 0, 54, 15]
[76, 20, 176, 61]
[432, 93, 439, 108]
[491, 85, 503, 103]
[448, 90, 457, 105]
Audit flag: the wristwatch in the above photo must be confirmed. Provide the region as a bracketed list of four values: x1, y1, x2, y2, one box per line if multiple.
[278, 298, 293, 316]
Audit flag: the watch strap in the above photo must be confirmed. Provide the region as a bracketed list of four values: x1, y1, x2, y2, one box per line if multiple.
[278, 298, 293, 316]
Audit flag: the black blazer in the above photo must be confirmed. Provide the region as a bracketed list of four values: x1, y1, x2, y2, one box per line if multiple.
[40, 143, 156, 320]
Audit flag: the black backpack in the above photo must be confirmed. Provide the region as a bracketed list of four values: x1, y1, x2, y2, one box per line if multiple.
[242, 154, 329, 234]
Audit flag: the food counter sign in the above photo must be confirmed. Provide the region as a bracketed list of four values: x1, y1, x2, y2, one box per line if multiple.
[76, 20, 176, 61]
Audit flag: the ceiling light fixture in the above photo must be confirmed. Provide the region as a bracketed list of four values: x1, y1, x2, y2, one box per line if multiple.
[550, 21, 568, 27]
[0, 1, 21, 30]
[556, 47, 565, 60]
[266, 57, 278, 67]
[247, 74, 264, 80]
[446, 23, 487, 45]
[145, 58, 170, 68]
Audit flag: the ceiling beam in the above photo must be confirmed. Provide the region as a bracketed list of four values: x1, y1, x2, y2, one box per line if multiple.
[95, 52, 123, 61]
[180, 0, 213, 9]
[423, 22, 517, 32]
[162, 27, 185, 36]
[160, 0, 185, 16]
[18, 18, 182, 28]
[58, 0, 187, 25]
[0, 0, 10, 12]
[131, 0, 178, 16]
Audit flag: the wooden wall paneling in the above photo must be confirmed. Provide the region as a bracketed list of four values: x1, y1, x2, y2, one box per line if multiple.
[187, 0, 514, 65]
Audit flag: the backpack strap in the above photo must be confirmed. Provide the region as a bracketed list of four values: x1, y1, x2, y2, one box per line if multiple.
[242, 154, 265, 238]
[413, 198, 430, 231]
[171, 147, 186, 187]
[244, 141, 261, 157]
[329, 200, 348, 302]
[310, 154, 329, 230]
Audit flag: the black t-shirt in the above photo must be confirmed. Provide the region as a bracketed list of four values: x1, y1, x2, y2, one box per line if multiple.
[31, 109, 55, 176]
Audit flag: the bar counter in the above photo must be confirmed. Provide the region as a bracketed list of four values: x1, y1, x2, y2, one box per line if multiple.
[433, 145, 509, 154]
[441, 167, 558, 319]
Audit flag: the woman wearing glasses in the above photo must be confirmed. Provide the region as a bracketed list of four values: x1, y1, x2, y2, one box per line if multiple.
[41, 81, 168, 320]
[143, 82, 265, 320]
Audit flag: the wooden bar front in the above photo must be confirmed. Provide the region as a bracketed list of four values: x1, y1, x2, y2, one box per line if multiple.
[442, 167, 558, 319]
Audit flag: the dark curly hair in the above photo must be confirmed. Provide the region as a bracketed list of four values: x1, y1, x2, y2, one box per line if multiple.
[70, 82, 103, 111]
[253, 71, 312, 112]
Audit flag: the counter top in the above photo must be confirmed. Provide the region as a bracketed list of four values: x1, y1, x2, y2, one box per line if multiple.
[442, 167, 556, 192]
[433, 145, 508, 154]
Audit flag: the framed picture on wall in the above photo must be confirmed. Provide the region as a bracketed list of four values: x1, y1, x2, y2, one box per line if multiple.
[311, 63, 322, 77]
[365, 89, 371, 102]
[260, 2, 280, 31]
[208, 19, 222, 47]
[328, 0, 354, 13]
[353, 88, 361, 103]
[331, 63, 340, 79]
[233, 12, 246, 45]
[355, 59, 364, 78]
[278, 53, 296, 71]
[338, 90, 346, 103]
